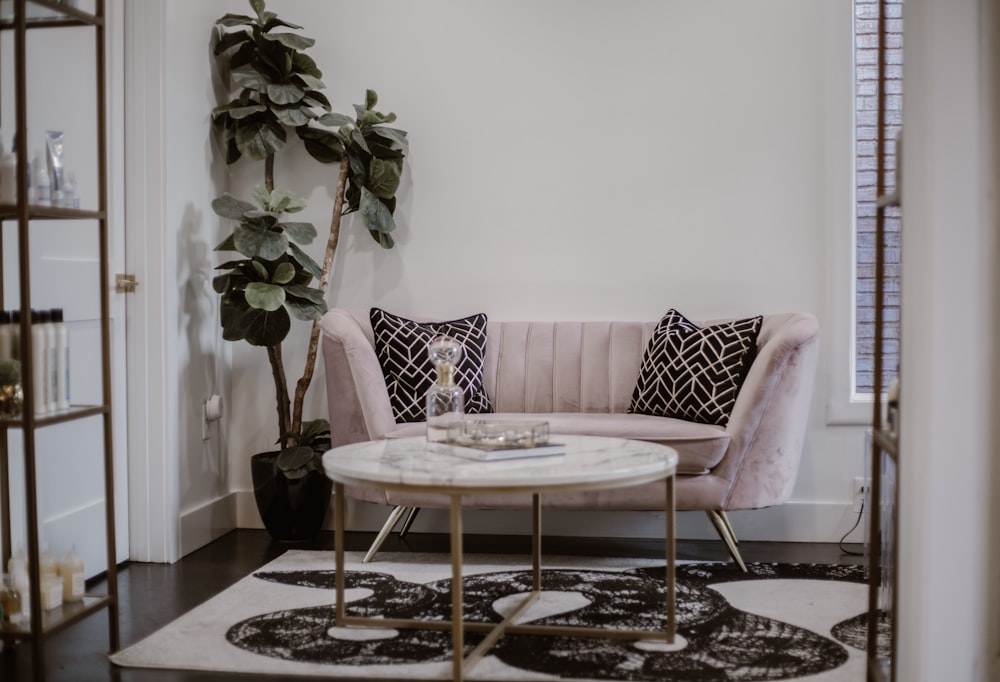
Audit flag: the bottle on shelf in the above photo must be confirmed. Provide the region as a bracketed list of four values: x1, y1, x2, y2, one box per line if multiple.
[9, 310, 20, 359]
[59, 545, 85, 602]
[0, 145, 15, 204]
[0, 310, 12, 360]
[52, 308, 70, 409]
[33, 150, 50, 206]
[31, 309, 48, 415]
[43, 310, 57, 413]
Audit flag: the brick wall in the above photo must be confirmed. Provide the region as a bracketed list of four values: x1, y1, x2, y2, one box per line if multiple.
[854, 0, 903, 394]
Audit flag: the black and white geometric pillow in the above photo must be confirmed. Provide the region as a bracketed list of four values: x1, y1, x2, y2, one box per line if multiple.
[370, 308, 493, 423]
[628, 309, 763, 427]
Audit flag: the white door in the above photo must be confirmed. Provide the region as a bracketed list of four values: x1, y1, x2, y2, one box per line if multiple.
[0, 6, 128, 578]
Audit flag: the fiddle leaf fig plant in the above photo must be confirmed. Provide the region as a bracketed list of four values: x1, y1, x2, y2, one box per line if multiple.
[211, 0, 408, 479]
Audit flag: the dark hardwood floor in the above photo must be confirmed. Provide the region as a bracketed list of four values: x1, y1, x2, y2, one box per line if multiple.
[1, 529, 865, 681]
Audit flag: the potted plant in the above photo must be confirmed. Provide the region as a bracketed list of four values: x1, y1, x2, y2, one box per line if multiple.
[211, 0, 408, 541]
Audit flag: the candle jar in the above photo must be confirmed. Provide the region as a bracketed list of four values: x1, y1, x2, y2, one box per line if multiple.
[425, 335, 465, 443]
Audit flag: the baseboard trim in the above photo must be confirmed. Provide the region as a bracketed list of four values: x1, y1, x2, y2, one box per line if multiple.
[179, 493, 238, 558]
[233, 491, 865, 544]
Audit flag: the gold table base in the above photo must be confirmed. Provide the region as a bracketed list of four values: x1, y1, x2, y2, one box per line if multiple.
[333, 476, 676, 682]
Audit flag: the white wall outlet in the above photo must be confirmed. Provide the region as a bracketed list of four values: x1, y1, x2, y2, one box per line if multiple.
[852, 476, 870, 513]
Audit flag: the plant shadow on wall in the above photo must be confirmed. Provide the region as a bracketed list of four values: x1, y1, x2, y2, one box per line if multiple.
[210, 0, 409, 541]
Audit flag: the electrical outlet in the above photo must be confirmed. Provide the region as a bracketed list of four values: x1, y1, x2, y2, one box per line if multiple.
[852, 477, 870, 513]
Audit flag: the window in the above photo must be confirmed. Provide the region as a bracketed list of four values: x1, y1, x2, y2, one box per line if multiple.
[853, 0, 902, 395]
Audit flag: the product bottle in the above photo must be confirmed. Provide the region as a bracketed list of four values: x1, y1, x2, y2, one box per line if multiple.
[8, 545, 29, 619]
[0, 148, 15, 204]
[1, 572, 22, 623]
[59, 545, 85, 602]
[9, 309, 20, 360]
[52, 308, 70, 409]
[33, 151, 50, 206]
[43, 310, 57, 413]
[0, 311, 12, 360]
[31, 309, 48, 415]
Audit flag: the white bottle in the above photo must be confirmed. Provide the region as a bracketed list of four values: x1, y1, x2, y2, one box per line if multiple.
[59, 545, 85, 602]
[52, 308, 69, 409]
[33, 151, 49, 206]
[43, 310, 57, 413]
[31, 309, 48, 415]
[0, 150, 15, 205]
[0, 311, 12, 361]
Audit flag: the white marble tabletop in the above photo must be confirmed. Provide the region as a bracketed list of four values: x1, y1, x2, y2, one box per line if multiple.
[323, 434, 677, 495]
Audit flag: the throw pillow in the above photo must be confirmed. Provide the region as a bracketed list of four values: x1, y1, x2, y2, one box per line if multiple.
[628, 309, 763, 426]
[370, 307, 493, 423]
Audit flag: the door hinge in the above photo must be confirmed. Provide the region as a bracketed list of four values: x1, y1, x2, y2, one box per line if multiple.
[115, 273, 138, 293]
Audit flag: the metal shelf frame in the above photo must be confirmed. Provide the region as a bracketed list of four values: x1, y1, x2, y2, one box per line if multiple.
[0, 1, 118, 680]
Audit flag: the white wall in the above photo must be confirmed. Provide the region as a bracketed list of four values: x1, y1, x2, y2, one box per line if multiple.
[160, 0, 869, 545]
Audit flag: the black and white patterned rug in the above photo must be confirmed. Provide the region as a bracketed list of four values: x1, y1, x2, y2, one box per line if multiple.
[111, 550, 874, 681]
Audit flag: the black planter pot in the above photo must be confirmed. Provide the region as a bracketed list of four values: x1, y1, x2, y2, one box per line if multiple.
[251, 451, 332, 542]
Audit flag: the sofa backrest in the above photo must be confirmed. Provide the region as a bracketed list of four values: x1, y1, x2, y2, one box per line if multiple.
[483, 321, 656, 414]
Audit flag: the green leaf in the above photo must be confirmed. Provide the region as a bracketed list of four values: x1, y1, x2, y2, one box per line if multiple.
[296, 73, 325, 91]
[291, 52, 322, 79]
[288, 242, 323, 279]
[281, 221, 317, 244]
[251, 185, 271, 208]
[367, 157, 402, 199]
[266, 83, 305, 105]
[272, 262, 296, 284]
[276, 445, 314, 477]
[251, 261, 269, 279]
[350, 127, 371, 154]
[371, 229, 395, 249]
[245, 281, 285, 311]
[274, 105, 312, 127]
[226, 103, 267, 120]
[212, 193, 256, 219]
[318, 112, 354, 128]
[360, 187, 396, 236]
[261, 17, 304, 32]
[215, 13, 255, 28]
[303, 92, 331, 109]
[249, 0, 265, 16]
[234, 223, 289, 260]
[365, 89, 378, 110]
[284, 283, 325, 305]
[214, 234, 238, 252]
[296, 126, 344, 163]
[286, 296, 327, 322]
[368, 126, 409, 153]
[243, 305, 292, 347]
[231, 64, 269, 92]
[263, 32, 316, 50]
[213, 29, 251, 56]
[235, 117, 286, 160]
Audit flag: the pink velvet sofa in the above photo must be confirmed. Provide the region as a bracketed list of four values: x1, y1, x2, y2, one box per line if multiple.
[320, 308, 820, 570]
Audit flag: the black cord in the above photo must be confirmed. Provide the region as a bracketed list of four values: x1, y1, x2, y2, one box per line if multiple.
[839, 496, 865, 556]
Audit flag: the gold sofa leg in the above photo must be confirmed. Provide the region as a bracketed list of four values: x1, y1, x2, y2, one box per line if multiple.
[706, 510, 748, 572]
[398, 506, 421, 538]
[363, 505, 409, 563]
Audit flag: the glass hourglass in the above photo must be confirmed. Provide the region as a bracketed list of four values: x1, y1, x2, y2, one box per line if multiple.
[425, 335, 465, 443]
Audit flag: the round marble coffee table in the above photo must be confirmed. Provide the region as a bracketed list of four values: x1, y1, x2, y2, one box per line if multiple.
[323, 434, 678, 682]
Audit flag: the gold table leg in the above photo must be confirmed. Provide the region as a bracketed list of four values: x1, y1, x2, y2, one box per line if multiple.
[450, 495, 464, 682]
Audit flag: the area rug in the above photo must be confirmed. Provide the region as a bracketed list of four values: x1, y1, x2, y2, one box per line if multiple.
[111, 550, 872, 681]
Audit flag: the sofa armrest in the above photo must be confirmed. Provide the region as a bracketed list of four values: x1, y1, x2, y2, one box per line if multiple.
[320, 308, 398, 447]
[715, 312, 821, 509]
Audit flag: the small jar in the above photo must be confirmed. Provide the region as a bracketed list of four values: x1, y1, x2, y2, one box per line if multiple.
[0, 573, 21, 622]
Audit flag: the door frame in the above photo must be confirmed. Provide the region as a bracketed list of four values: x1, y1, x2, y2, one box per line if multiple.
[122, 0, 179, 563]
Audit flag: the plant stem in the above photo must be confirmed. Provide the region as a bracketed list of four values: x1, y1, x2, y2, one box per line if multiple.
[291, 154, 350, 438]
[265, 154, 275, 193]
[292, 151, 351, 433]
[267, 344, 292, 446]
